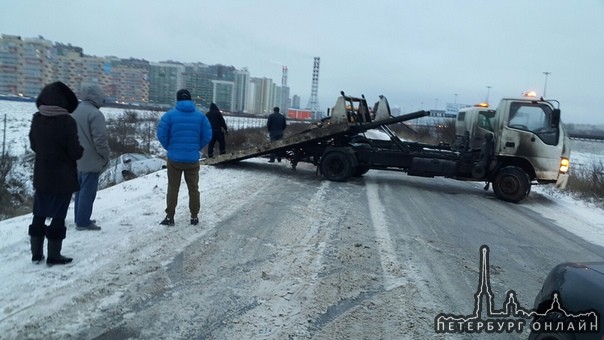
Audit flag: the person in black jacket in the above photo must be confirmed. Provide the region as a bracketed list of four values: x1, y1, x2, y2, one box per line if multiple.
[28, 81, 83, 265]
[205, 103, 228, 158]
[267, 106, 287, 162]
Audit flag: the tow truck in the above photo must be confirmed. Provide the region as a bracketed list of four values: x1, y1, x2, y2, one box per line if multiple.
[204, 91, 570, 202]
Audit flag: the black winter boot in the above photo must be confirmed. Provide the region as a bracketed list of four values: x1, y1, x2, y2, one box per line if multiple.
[46, 239, 73, 266]
[30, 236, 45, 263]
[28, 223, 46, 264]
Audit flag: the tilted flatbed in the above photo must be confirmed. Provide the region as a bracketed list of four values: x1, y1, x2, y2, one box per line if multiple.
[202, 113, 429, 166]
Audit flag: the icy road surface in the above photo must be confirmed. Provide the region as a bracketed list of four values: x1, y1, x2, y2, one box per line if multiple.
[1, 158, 603, 339]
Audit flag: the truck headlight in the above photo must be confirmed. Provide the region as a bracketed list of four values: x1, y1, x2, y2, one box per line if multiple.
[559, 158, 570, 173]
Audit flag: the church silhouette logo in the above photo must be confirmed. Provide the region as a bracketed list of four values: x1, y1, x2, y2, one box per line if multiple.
[434, 245, 599, 334]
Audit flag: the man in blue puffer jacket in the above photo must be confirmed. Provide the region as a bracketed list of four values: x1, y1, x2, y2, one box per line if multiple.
[157, 89, 212, 226]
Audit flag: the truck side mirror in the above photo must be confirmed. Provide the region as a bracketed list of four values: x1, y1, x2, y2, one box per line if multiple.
[552, 108, 561, 128]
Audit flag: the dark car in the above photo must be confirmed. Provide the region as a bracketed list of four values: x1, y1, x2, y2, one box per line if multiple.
[530, 262, 604, 340]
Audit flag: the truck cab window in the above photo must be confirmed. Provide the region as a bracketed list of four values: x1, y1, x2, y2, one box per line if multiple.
[508, 103, 558, 145]
[477, 110, 495, 131]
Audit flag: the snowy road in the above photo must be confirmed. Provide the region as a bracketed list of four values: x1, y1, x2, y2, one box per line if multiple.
[2, 159, 604, 339]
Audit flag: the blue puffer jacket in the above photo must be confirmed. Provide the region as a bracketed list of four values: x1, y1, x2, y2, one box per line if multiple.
[157, 100, 212, 163]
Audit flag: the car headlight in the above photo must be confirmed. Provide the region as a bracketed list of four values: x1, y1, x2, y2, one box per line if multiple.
[559, 157, 570, 173]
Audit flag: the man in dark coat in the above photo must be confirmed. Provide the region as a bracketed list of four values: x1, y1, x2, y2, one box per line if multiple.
[29, 81, 83, 265]
[205, 103, 228, 158]
[267, 106, 287, 162]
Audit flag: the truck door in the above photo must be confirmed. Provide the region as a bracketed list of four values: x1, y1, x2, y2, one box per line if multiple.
[498, 101, 564, 180]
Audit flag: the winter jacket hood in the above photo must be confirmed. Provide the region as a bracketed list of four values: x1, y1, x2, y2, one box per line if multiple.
[36, 81, 78, 113]
[206, 103, 227, 131]
[79, 85, 106, 108]
[157, 100, 212, 163]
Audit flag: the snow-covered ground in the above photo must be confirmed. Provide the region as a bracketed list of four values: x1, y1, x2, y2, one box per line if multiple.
[1, 100, 604, 338]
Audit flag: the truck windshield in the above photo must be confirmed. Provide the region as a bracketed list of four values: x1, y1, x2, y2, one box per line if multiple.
[508, 102, 559, 145]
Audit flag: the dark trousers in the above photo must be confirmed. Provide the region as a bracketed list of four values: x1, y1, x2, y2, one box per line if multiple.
[269, 133, 283, 162]
[74, 171, 100, 227]
[208, 129, 225, 157]
[29, 191, 70, 240]
[165, 160, 200, 218]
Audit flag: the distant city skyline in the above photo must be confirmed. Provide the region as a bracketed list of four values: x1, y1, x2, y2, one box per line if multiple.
[0, 34, 296, 115]
[1, 1, 603, 123]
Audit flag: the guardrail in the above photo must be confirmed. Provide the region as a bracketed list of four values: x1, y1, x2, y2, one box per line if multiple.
[568, 133, 604, 142]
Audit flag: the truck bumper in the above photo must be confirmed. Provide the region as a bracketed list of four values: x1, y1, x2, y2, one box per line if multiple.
[555, 173, 569, 190]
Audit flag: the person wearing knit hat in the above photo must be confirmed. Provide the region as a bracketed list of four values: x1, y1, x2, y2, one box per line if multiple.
[29, 81, 84, 265]
[157, 89, 212, 226]
[176, 89, 191, 101]
[205, 103, 228, 158]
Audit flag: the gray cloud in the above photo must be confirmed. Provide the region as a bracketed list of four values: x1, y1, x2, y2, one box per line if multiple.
[1, 0, 602, 123]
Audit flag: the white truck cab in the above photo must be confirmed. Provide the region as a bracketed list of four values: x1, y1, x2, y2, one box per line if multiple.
[455, 94, 570, 197]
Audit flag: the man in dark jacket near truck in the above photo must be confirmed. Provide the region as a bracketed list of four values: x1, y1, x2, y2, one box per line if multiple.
[205, 103, 228, 158]
[267, 106, 286, 162]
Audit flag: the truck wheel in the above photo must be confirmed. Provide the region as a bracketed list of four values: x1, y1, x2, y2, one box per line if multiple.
[321, 152, 353, 182]
[492, 166, 531, 203]
[352, 166, 370, 177]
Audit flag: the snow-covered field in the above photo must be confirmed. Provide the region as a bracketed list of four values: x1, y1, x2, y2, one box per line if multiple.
[0, 101, 266, 157]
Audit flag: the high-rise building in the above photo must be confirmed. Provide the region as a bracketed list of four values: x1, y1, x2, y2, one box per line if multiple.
[108, 58, 150, 104]
[53, 52, 110, 96]
[0, 34, 54, 97]
[0, 35, 23, 95]
[291, 94, 301, 109]
[20, 36, 54, 96]
[248, 77, 275, 115]
[233, 68, 250, 113]
[148, 62, 185, 106]
[0, 34, 293, 112]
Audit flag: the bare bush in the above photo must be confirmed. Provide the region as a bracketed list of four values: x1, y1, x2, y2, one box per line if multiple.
[0, 153, 32, 219]
[567, 160, 604, 207]
[107, 110, 161, 156]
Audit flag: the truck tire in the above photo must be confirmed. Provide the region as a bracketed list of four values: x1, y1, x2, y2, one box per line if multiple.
[352, 166, 370, 177]
[321, 152, 353, 182]
[492, 166, 531, 203]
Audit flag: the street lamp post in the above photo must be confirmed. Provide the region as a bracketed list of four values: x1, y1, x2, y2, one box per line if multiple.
[543, 72, 551, 98]
[486, 86, 492, 104]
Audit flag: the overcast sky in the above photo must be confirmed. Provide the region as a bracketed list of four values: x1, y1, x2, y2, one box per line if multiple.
[2, 0, 603, 124]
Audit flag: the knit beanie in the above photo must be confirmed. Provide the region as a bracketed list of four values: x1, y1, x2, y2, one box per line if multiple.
[176, 89, 191, 101]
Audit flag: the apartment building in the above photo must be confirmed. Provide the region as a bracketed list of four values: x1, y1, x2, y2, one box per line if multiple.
[0, 34, 54, 97]
[1, 34, 295, 114]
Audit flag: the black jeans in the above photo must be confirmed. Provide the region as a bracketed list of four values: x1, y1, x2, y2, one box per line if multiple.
[208, 129, 225, 157]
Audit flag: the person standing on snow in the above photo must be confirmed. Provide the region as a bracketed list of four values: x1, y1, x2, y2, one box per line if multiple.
[157, 89, 212, 226]
[205, 103, 228, 158]
[72, 84, 110, 231]
[267, 106, 287, 162]
[28, 81, 83, 265]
